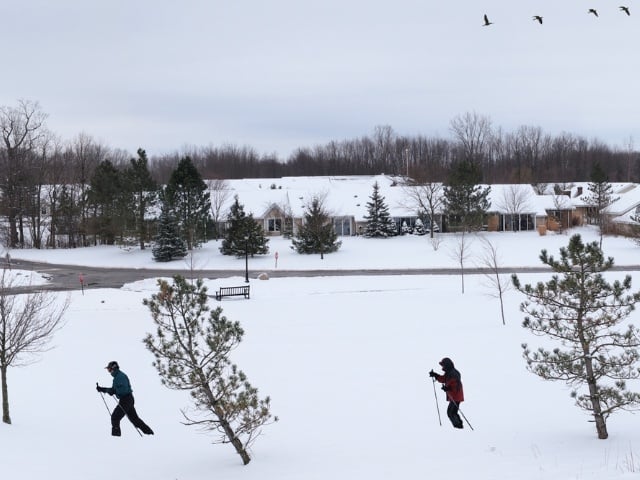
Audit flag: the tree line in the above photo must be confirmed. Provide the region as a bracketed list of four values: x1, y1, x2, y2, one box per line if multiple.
[2, 100, 639, 248]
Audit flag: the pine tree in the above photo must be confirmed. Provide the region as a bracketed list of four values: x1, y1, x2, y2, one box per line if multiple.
[220, 196, 269, 257]
[585, 162, 618, 249]
[512, 234, 640, 440]
[443, 160, 490, 232]
[143, 276, 276, 465]
[292, 196, 341, 258]
[124, 148, 158, 250]
[363, 181, 397, 237]
[152, 201, 187, 262]
[164, 156, 211, 250]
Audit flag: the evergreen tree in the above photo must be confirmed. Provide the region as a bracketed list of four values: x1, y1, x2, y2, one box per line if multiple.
[512, 234, 640, 440]
[363, 181, 397, 237]
[53, 184, 80, 248]
[125, 148, 158, 250]
[87, 160, 129, 245]
[443, 160, 490, 232]
[143, 276, 276, 465]
[220, 195, 269, 257]
[585, 162, 618, 249]
[152, 201, 187, 262]
[164, 156, 211, 250]
[292, 195, 341, 258]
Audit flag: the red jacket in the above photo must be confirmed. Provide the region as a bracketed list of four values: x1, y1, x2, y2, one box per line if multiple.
[435, 372, 464, 403]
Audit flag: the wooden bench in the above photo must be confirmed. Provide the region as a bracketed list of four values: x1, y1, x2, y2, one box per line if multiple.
[215, 285, 250, 301]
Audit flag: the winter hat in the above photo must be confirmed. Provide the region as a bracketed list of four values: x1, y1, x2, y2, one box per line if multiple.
[439, 357, 454, 370]
[105, 361, 119, 370]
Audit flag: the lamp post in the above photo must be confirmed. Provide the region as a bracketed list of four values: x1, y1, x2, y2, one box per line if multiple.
[244, 235, 249, 283]
[405, 147, 409, 178]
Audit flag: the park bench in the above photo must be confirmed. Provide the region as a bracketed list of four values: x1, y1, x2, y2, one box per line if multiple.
[215, 285, 250, 301]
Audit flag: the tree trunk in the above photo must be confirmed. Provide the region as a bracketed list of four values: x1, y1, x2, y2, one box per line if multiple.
[1, 365, 11, 424]
[581, 341, 608, 439]
[200, 376, 251, 464]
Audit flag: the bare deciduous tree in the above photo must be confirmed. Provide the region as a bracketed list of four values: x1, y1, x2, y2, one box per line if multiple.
[449, 231, 473, 294]
[496, 185, 534, 232]
[402, 182, 443, 239]
[0, 269, 69, 424]
[551, 193, 573, 234]
[477, 238, 511, 324]
[0, 99, 49, 248]
[449, 112, 493, 164]
[207, 178, 231, 240]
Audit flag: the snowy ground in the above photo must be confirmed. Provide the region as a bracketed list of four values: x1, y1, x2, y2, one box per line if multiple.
[2, 227, 640, 480]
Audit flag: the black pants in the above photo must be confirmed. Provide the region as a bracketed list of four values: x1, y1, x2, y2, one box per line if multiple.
[447, 401, 463, 429]
[111, 394, 153, 435]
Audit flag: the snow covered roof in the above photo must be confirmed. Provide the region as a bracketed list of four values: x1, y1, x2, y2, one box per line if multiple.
[483, 184, 548, 216]
[216, 177, 551, 220]
[218, 175, 416, 221]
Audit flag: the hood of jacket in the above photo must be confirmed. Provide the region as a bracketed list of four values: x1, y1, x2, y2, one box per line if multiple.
[439, 357, 454, 372]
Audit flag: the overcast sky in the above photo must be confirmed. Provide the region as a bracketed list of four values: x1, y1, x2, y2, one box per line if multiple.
[2, 0, 639, 159]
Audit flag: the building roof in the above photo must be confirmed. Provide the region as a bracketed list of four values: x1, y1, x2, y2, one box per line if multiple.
[219, 175, 415, 222]
[217, 176, 550, 220]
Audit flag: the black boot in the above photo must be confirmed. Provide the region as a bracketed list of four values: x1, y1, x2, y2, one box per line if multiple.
[112, 426, 121, 436]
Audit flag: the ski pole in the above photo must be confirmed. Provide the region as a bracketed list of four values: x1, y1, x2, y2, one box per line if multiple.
[97, 382, 143, 436]
[109, 397, 143, 437]
[447, 396, 474, 431]
[456, 405, 474, 431]
[97, 382, 112, 416]
[430, 377, 442, 426]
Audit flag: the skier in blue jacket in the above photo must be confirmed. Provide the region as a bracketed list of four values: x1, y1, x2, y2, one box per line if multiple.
[96, 361, 154, 436]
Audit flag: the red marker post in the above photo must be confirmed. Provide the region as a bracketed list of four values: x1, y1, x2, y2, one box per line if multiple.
[79, 273, 85, 295]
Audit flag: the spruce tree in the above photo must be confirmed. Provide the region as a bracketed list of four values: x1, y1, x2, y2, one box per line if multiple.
[143, 276, 276, 465]
[512, 234, 640, 439]
[292, 196, 341, 258]
[443, 160, 490, 232]
[164, 156, 211, 250]
[363, 181, 397, 237]
[220, 196, 269, 257]
[152, 201, 187, 262]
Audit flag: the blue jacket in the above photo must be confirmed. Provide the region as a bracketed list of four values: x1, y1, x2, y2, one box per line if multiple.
[107, 369, 133, 399]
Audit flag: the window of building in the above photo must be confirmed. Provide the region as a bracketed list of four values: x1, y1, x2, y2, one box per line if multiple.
[267, 218, 282, 232]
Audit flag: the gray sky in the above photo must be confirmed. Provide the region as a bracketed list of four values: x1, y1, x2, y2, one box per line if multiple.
[2, 0, 639, 159]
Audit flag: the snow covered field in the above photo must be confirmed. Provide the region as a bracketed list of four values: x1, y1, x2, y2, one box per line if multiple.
[2, 227, 640, 480]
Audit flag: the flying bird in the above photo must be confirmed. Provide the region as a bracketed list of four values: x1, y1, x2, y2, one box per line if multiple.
[532, 15, 543, 24]
[483, 14, 493, 26]
[588, 8, 598, 17]
[620, 6, 630, 16]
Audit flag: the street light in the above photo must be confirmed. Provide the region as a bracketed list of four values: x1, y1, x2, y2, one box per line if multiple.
[244, 235, 250, 283]
[405, 148, 409, 178]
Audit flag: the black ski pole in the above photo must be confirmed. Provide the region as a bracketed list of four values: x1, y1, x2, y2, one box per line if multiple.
[97, 382, 142, 437]
[448, 396, 474, 431]
[109, 397, 143, 437]
[97, 382, 112, 416]
[430, 376, 442, 426]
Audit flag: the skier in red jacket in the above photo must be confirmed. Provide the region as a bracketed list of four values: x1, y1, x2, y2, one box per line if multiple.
[429, 357, 464, 429]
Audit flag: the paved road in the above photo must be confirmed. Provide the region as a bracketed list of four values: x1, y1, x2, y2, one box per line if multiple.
[7, 259, 640, 294]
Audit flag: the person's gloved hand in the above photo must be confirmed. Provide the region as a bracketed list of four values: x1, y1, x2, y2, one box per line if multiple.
[96, 384, 107, 393]
[441, 385, 450, 391]
[428, 370, 437, 378]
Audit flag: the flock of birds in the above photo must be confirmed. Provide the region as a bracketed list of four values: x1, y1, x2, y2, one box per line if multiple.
[483, 6, 631, 26]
